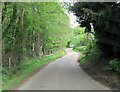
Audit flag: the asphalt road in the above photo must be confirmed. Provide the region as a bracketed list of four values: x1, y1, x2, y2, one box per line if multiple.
[18, 48, 110, 90]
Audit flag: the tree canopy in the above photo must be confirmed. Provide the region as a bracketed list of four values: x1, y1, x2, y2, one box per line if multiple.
[70, 2, 120, 58]
[2, 2, 72, 73]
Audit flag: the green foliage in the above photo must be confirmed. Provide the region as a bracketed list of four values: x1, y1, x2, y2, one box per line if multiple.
[2, 67, 8, 75]
[72, 26, 102, 64]
[71, 26, 96, 64]
[74, 46, 86, 52]
[70, 26, 95, 49]
[2, 49, 66, 90]
[104, 59, 120, 72]
[80, 54, 86, 63]
[70, 26, 87, 47]
[87, 44, 103, 64]
[69, 2, 120, 73]
[2, 2, 72, 74]
[70, 2, 120, 58]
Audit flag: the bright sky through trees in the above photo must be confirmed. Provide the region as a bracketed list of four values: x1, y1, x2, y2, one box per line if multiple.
[59, 0, 79, 28]
[69, 12, 79, 28]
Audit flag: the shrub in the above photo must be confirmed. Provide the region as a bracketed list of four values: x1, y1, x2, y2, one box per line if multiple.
[80, 54, 86, 63]
[2, 67, 8, 74]
[87, 44, 103, 64]
[75, 46, 86, 51]
[104, 59, 120, 72]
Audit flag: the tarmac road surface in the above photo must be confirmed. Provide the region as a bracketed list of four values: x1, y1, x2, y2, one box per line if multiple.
[18, 48, 110, 90]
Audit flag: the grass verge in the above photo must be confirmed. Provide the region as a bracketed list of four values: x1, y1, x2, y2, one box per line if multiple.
[2, 49, 66, 90]
[72, 48, 85, 54]
[72, 48, 87, 63]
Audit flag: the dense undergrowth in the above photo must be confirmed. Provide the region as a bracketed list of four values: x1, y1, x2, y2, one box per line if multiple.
[71, 26, 120, 73]
[69, 2, 120, 74]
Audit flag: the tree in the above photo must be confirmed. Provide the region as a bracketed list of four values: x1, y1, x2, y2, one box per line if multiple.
[70, 2, 120, 58]
[2, 2, 72, 74]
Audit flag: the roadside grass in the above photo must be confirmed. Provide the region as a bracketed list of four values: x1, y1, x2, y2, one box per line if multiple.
[72, 47, 85, 54]
[72, 47, 86, 63]
[2, 49, 66, 90]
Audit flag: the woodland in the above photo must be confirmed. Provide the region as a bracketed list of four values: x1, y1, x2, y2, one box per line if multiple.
[69, 2, 120, 73]
[1, 1, 120, 90]
[1, 2, 72, 89]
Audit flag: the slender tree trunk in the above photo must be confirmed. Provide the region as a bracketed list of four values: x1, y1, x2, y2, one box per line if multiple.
[33, 43, 34, 52]
[0, 2, 4, 24]
[19, 8, 24, 65]
[8, 57, 11, 74]
[0, 3, 3, 87]
[19, 8, 24, 30]
[0, 2, 4, 71]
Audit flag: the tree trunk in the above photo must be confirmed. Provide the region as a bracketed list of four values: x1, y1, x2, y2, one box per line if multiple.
[19, 8, 24, 65]
[19, 8, 24, 30]
[0, 2, 4, 69]
[32, 42, 35, 57]
[0, 2, 4, 24]
[8, 57, 11, 74]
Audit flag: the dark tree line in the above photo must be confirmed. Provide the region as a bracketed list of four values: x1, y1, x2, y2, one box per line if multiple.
[70, 2, 120, 58]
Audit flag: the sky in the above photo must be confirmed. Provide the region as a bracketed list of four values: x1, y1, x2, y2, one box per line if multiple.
[59, 0, 79, 28]
[68, 12, 79, 28]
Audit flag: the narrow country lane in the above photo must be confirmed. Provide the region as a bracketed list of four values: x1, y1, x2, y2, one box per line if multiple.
[18, 48, 110, 90]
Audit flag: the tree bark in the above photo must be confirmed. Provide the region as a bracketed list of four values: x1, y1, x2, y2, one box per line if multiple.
[20, 9, 24, 28]
[0, 2, 4, 24]
[8, 57, 11, 74]
[19, 8, 24, 30]
[19, 8, 24, 65]
[0, 2, 4, 69]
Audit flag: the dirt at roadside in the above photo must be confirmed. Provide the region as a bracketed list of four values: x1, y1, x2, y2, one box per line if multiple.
[79, 58, 119, 90]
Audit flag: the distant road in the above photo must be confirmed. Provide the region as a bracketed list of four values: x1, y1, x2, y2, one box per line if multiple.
[18, 48, 110, 90]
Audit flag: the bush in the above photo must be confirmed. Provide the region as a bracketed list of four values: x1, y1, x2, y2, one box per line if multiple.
[87, 44, 103, 64]
[74, 46, 86, 51]
[104, 59, 120, 72]
[80, 54, 86, 63]
[2, 67, 8, 74]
